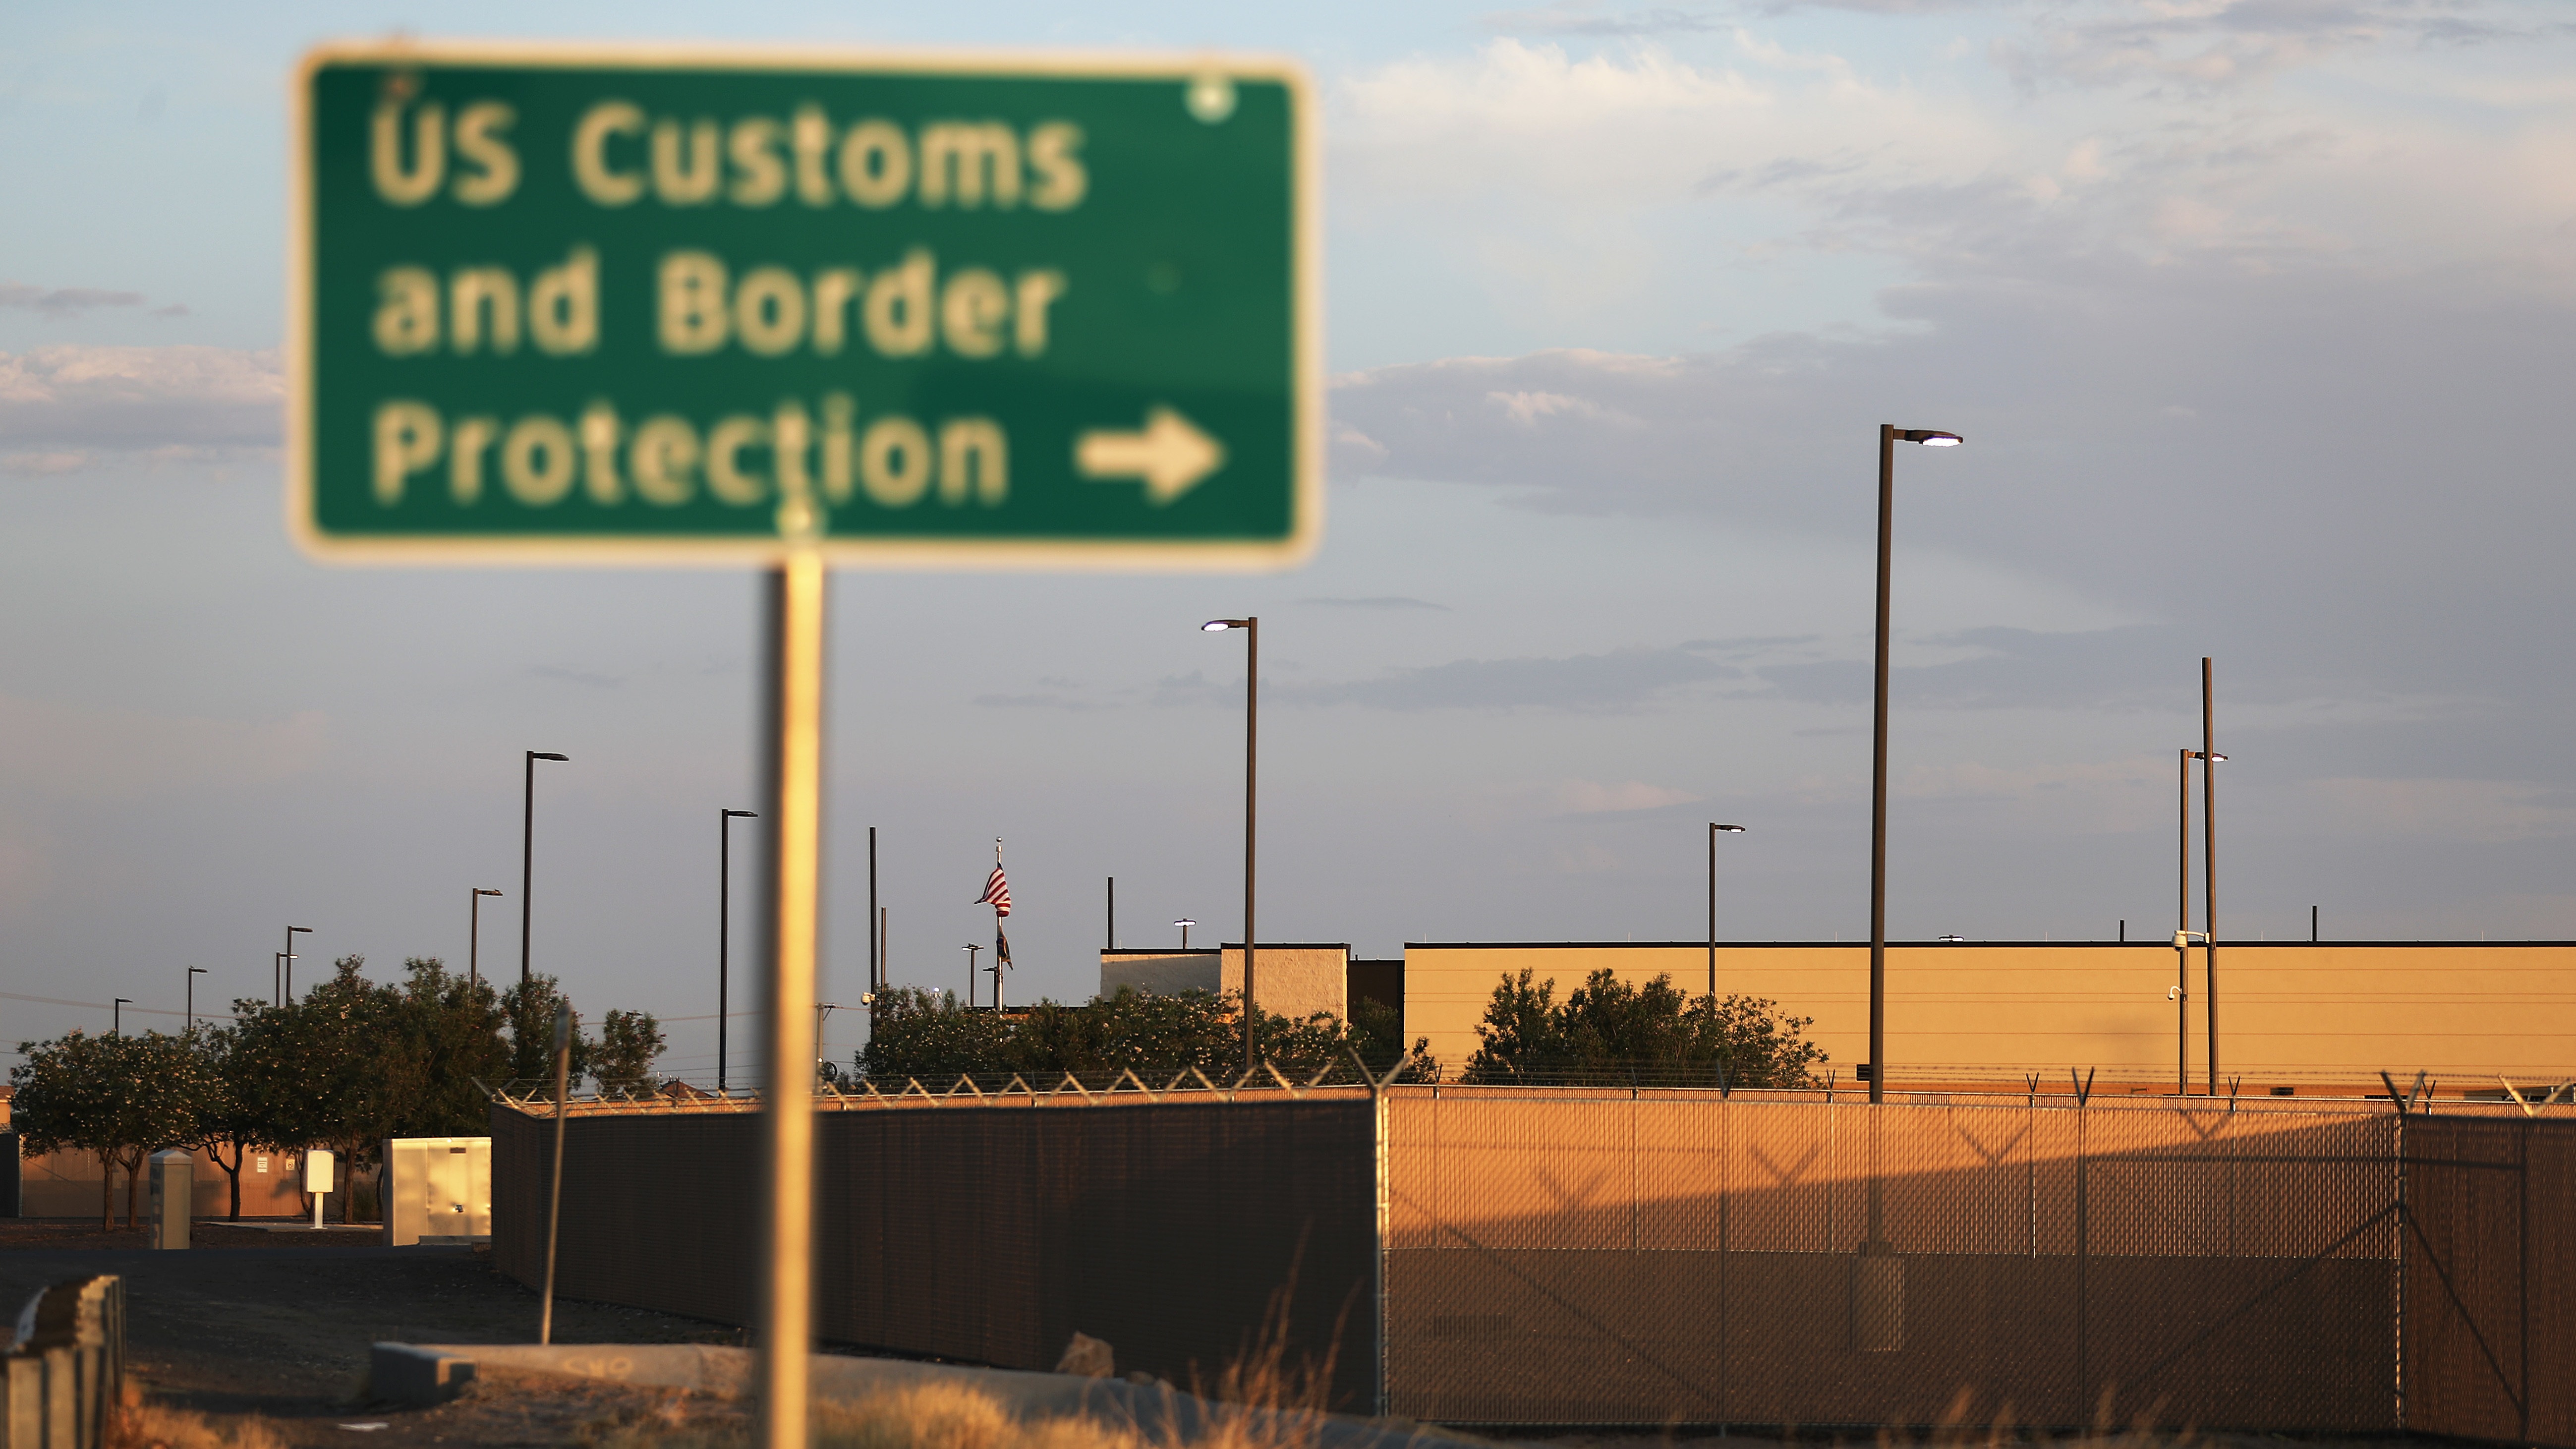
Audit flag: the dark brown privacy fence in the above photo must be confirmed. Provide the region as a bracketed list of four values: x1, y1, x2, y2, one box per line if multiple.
[490, 1088, 1379, 1409]
[491, 1084, 2573, 1440]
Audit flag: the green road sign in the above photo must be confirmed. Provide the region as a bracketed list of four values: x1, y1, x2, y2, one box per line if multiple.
[289, 45, 1318, 567]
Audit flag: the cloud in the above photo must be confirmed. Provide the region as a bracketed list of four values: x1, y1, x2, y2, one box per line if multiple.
[0, 284, 146, 316]
[0, 346, 281, 457]
[0, 695, 329, 802]
[2307, 776, 2576, 844]
[1984, 1, 2542, 97]
[1755, 627, 2180, 711]
[1297, 596, 1450, 611]
[973, 692, 1101, 711]
[1553, 777, 1703, 812]
[1481, 3, 1721, 37]
[1292, 646, 1738, 711]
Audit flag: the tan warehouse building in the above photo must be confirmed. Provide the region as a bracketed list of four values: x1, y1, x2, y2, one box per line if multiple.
[1104, 939, 2576, 1097]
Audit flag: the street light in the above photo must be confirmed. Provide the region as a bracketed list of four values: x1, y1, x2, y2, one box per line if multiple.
[1173, 918, 1198, 950]
[2174, 744, 2226, 1093]
[186, 967, 207, 1032]
[1707, 824, 1747, 996]
[1202, 617, 1258, 1074]
[1855, 422, 1958, 1355]
[1868, 425, 1960, 1107]
[282, 926, 312, 1005]
[963, 943, 981, 1007]
[719, 808, 759, 1094]
[2195, 658, 2225, 1095]
[113, 998, 131, 1036]
[520, 751, 570, 988]
[815, 1003, 843, 1081]
[470, 888, 504, 994]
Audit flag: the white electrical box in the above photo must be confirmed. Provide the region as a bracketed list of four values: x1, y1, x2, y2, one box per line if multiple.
[381, 1137, 492, 1246]
[304, 1148, 335, 1194]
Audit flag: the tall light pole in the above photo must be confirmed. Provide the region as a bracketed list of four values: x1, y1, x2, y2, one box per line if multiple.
[186, 968, 207, 1032]
[470, 888, 503, 994]
[963, 943, 980, 1007]
[283, 926, 312, 1005]
[719, 808, 758, 1094]
[1868, 426, 1959, 1106]
[1174, 918, 1196, 950]
[113, 998, 130, 1036]
[1202, 617, 1258, 1073]
[2173, 746, 2225, 1092]
[1707, 824, 1746, 997]
[520, 751, 570, 988]
[2200, 657, 2222, 1096]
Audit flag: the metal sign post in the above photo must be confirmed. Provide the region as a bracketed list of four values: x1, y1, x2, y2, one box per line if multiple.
[291, 46, 1315, 1449]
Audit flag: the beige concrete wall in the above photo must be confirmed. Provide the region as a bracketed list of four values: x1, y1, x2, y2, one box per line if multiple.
[1222, 944, 1348, 1024]
[1402, 941, 2576, 1090]
[20, 1143, 313, 1218]
[1099, 951, 1222, 998]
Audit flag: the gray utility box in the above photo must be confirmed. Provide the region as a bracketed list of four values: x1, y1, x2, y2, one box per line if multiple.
[145, 1151, 191, 1251]
[381, 1138, 491, 1247]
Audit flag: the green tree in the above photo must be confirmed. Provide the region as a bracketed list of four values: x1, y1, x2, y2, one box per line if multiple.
[12, 1029, 218, 1228]
[858, 986, 1435, 1086]
[501, 975, 590, 1088]
[591, 1009, 666, 1097]
[386, 957, 512, 1135]
[1461, 968, 1825, 1088]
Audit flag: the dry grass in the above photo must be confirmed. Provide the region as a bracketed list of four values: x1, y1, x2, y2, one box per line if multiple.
[106, 1403, 288, 1449]
[579, 1375, 1351, 1449]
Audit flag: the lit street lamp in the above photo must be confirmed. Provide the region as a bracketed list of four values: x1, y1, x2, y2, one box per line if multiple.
[186, 967, 207, 1032]
[1707, 823, 1746, 996]
[520, 751, 570, 988]
[1173, 918, 1197, 950]
[1202, 617, 1259, 1073]
[469, 888, 503, 994]
[1867, 426, 1959, 1106]
[719, 808, 759, 1093]
[2174, 745, 2225, 1093]
[1855, 422, 1958, 1355]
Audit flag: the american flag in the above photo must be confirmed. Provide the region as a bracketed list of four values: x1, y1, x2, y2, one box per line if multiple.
[976, 866, 1011, 917]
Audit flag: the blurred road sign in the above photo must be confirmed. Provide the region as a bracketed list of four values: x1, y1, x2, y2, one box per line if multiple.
[290, 45, 1317, 567]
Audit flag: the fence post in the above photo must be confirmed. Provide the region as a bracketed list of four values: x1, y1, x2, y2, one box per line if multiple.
[2075, 1094, 2088, 1425]
[1353, 1048, 1391, 1419]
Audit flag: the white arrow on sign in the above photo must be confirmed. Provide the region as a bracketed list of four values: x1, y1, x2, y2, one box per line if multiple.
[1074, 407, 1226, 505]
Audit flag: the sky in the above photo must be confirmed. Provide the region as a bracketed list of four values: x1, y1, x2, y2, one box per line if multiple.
[5, 0, 2576, 1085]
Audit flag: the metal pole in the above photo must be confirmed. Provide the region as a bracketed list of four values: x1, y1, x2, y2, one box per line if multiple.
[1244, 616, 1259, 1074]
[722, 811, 733, 1094]
[539, 1002, 572, 1343]
[1708, 824, 1718, 998]
[867, 827, 879, 994]
[522, 753, 537, 989]
[1869, 424, 1894, 1111]
[2202, 656, 2219, 1096]
[114, 998, 127, 1036]
[2179, 747, 2191, 1095]
[186, 969, 202, 1031]
[758, 555, 825, 1449]
[1107, 876, 1115, 951]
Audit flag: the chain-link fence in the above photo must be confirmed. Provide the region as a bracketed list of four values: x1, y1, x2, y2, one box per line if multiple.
[489, 1081, 2571, 1442]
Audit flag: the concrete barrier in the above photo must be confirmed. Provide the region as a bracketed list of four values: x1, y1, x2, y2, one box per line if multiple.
[379, 1343, 1481, 1447]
